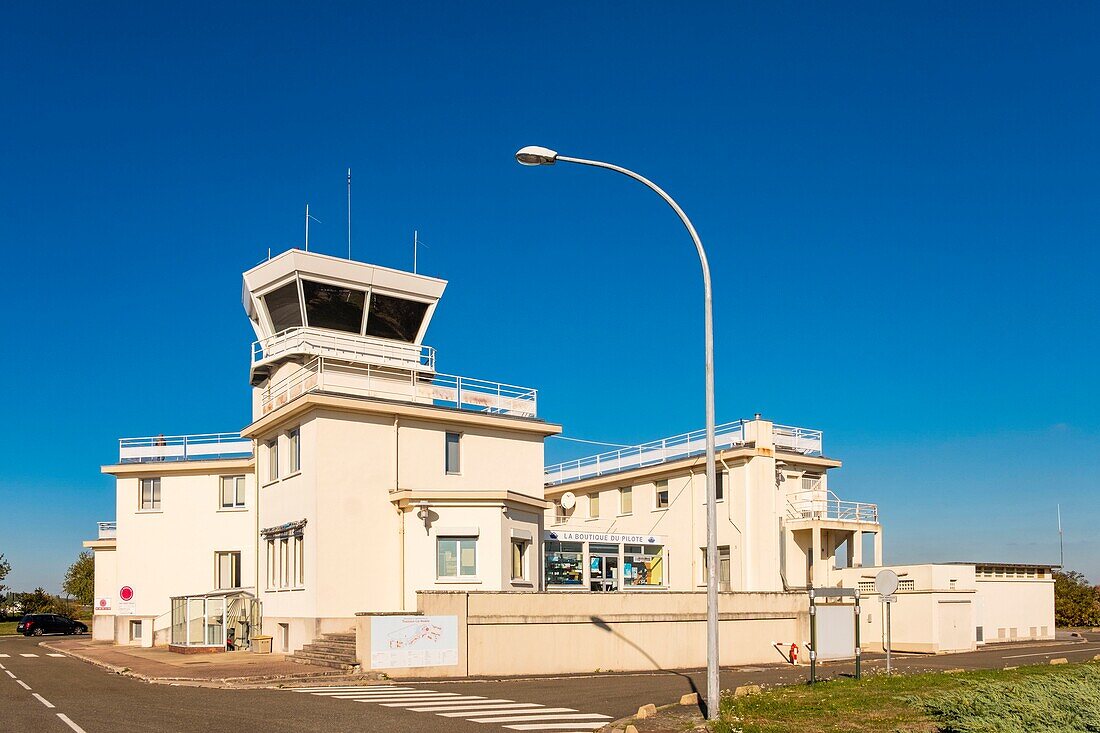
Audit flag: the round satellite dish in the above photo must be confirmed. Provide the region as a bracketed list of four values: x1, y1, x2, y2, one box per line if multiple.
[560, 492, 576, 510]
[875, 569, 899, 596]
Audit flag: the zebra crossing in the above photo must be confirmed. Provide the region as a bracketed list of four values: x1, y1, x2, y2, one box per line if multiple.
[0, 653, 68, 658]
[290, 685, 613, 731]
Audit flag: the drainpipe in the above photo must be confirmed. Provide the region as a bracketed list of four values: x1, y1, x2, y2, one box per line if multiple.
[395, 416, 405, 610]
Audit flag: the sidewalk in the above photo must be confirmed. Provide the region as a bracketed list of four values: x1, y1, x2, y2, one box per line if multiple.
[41, 637, 357, 687]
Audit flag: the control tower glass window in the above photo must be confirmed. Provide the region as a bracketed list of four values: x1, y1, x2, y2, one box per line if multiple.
[365, 293, 429, 342]
[264, 281, 303, 333]
[302, 279, 366, 333]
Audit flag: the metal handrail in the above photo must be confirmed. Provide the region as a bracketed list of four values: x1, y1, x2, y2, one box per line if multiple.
[119, 432, 254, 463]
[786, 489, 878, 523]
[252, 327, 436, 370]
[97, 521, 117, 539]
[772, 424, 824, 455]
[260, 356, 538, 418]
[544, 421, 749, 487]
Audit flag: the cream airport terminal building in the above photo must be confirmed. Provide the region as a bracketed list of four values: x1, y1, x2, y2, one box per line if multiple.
[84, 249, 1055, 674]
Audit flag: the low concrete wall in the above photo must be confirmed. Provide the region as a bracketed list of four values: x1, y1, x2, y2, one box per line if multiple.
[357, 591, 807, 678]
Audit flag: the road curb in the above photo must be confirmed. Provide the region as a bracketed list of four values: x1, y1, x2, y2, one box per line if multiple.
[39, 640, 140, 679]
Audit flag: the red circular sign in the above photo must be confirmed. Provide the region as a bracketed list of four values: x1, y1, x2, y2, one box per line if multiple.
[119, 586, 134, 602]
[98, 599, 107, 608]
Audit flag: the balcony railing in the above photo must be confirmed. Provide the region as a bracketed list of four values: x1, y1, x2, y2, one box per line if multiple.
[773, 424, 823, 455]
[252, 327, 435, 372]
[97, 521, 117, 539]
[786, 489, 879, 523]
[119, 433, 254, 463]
[544, 421, 750, 487]
[260, 356, 538, 418]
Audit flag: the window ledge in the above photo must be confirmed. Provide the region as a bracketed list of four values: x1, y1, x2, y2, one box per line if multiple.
[136, 510, 163, 515]
[652, 507, 669, 513]
[510, 580, 534, 587]
[584, 517, 602, 522]
[217, 507, 248, 513]
[283, 471, 302, 480]
[435, 578, 482, 584]
[617, 513, 633, 518]
[261, 478, 280, 488]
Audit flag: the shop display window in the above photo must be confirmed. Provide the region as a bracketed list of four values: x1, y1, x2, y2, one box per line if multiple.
[624, 544, 666, 587]
[544, 540, 583, 587]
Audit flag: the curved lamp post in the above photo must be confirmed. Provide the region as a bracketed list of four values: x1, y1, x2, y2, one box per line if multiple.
[515, 145, 720, 720]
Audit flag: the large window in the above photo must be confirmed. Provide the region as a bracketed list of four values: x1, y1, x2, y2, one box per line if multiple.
[437, 537, 477, 578]
[215, 551, 242, 590]
[511, 539, 528, 581]
[445, 432, 461, 474]
[365, 293, 429, 342]
[620, 487, 632, 514]
[302, 279, 366, 333]
[265, 532, 304, 590]
[655, 480, 669, 509]
[264, 281, 303, 333]
[544, 541, 583, 587]
[140, 477, 161, 510]
[625, 544, 666, 587]
[287, 428, 300, 474]
[701, 545, 731, 590]
[220, 476, 246, 509]
[267, 439, 279, 482]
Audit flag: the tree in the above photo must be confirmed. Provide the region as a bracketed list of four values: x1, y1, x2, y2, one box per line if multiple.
[0, 553, 10, 594]
[1053, 570, 1100, 628]
[63, 551, 94, 606]
[18, 588, 78, 618]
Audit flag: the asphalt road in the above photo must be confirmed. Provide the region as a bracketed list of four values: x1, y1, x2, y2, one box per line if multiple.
[2, 632, 1098, 733]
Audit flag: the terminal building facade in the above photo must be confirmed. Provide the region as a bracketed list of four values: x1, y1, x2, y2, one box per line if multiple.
[85, 248, 1055, 670]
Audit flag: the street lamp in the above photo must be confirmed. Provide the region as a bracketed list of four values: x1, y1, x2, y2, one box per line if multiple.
[515, 145, 720, 720]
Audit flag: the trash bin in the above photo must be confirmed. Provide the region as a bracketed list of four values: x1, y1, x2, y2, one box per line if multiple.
[251, 635, 272, 654]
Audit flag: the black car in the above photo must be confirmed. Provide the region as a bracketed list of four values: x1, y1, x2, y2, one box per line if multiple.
[16, 614, 88, 636]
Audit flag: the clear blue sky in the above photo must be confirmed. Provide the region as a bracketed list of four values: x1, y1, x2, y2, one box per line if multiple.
[2, 2, 1098, 593]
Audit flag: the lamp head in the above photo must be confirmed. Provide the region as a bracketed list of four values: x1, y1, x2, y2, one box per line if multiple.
[515, 145, 559, 166]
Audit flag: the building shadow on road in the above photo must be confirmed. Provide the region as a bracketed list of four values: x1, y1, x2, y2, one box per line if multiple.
[588, 615, 709, 717]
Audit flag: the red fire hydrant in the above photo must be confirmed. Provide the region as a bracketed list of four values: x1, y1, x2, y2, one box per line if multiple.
[790, 643, 799, 665]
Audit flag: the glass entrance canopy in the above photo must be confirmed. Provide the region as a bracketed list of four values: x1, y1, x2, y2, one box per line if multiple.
[169, 590, 258, 650]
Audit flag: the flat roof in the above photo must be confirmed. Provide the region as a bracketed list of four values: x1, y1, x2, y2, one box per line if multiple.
[950, 561, 1061, 570]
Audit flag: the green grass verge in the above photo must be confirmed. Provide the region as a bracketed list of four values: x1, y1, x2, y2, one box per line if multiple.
[713, 663, 1100, 733]
[0, 621, 19, 636]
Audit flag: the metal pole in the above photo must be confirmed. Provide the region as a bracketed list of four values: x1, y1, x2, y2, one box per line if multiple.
[809, 590, 817, 684]
[553, 153, 719, 719]
[886, 600, 892, 674]
[854, 591, 861, 680]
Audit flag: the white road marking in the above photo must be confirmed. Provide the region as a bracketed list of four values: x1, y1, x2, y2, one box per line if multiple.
[504, 724, 607, 731]
[302, 688, 419, 695]
[292, 686, 411, 692]
[4, 670, 15, 678]
[436, 706, 547, 717]
[57, 713, 89, 733]
[344, 692, 460, 700]
[16, 679, 31, 689]
[32, 693, 55, 708]
[1001, 646, 1100, 659]
[0, 662, 5, 670]
[47, 654, 67, 658]
[415, 701, 532, 712]
[470, 713, 605, 724]
[20, 654, 39, 658]
[378, 696, 488, 706]
[0, 653, 9, 658]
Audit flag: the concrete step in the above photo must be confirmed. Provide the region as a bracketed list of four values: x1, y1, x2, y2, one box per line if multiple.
[304, 640, 357, 653]
[288, 653, 358, 670]
[322, 632, 356, 643]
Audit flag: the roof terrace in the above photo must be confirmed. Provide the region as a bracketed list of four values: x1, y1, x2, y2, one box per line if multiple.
[119, 432, 253, 464]
[544, 420, 823, 486]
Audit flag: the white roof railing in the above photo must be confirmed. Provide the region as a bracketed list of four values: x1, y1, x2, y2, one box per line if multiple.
[544, 421, 824, 487]
[119, 433, 253, 464]
[97, 521, 117, 539]
[252, 327, 436, 372]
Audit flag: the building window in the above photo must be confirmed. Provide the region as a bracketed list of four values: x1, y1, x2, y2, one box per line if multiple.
[445, 432, 461, 474]
[899, 579, 915, 591]
[511, 539, 528, 581]
[700, 545, 731, 590]
[624, 544, 667, 588]
[267, 440, 279, 482]
[220, 476, 246, 509]
[215, 551, 242, 589]
[588, 492, 600, 518]
[544, 540, 584, 587]
[655, 480, 669, 509]
[129, 620, 142, 641]
[620, 487, 632, 514]
[139, 477, 161, 510]
[437, 537, 477, 578]
[287, 428, 300, 474]
[265, 533, 304, 590]
[716, 471, 725, 501]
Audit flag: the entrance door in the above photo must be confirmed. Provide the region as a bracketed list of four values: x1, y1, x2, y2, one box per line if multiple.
[589, 544, 620, 592]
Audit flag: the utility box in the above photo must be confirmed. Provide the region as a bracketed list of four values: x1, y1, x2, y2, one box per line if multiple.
[251, 635, 272, 654]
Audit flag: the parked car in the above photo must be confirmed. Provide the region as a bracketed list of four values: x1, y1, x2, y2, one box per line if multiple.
[16, 614, 88, 636]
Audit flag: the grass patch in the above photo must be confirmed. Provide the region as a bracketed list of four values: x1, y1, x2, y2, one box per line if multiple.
[0, 621, 19, 636]
[712, 664, 1100, 733]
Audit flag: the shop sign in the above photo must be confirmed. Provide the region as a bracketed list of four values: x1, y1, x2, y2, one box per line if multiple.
[370, 616, 458, 669]
[545, 530, 667, 545]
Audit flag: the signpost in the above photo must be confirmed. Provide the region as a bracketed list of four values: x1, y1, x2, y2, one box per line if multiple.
[875, 570, 899, 673]
[807, 587, 861, 684]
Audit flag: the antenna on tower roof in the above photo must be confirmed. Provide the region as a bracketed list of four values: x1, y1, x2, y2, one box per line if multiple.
[305, 204, 321, 252]
[346, 168, 352, 260]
